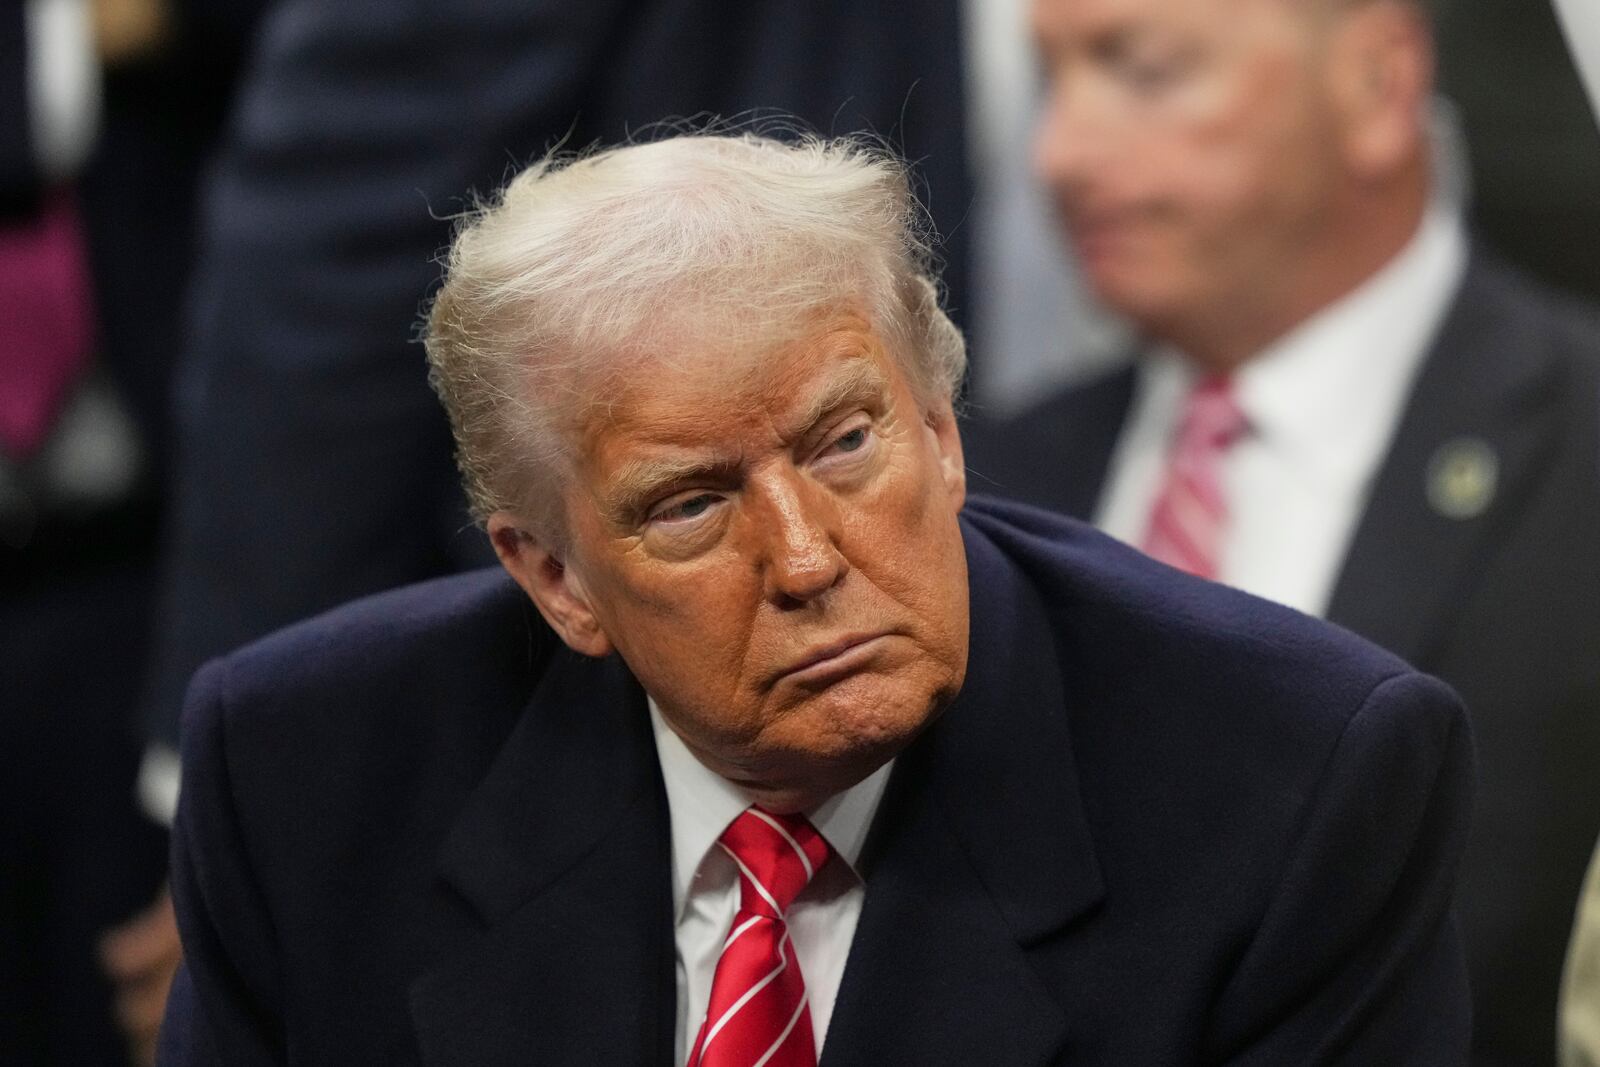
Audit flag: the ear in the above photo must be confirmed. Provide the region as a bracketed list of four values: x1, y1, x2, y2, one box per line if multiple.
[1327, 1, 1433, 180]
[924, 400, 967, 510]
[487, 513, 614, 658]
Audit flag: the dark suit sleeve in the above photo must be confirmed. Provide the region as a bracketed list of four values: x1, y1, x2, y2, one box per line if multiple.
[1206, 671, 1475, 1065]
[158, 660, 285, 1066]
[141, 0, 632, 746]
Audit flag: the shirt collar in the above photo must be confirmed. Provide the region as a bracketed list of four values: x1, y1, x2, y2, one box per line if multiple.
[648, 698, 893, 922]
[1145, 205, 1467, 491]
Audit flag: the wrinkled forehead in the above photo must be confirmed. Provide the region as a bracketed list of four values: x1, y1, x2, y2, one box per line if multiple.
[566, 299, 908, 422]
[561, 310, 904, 497]
[580, 308, 895, 441]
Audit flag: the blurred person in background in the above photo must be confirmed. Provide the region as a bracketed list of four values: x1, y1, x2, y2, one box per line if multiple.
[128, 0, 1118, 1042]
[964, 0, 1600, 1062]
[3, 0, 267, 1062]
[1554, 6, 1600, 1066]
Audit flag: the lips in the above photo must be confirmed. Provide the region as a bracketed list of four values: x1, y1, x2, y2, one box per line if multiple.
[1067, 209, 1135, 249]
[779, 633, 893, 686]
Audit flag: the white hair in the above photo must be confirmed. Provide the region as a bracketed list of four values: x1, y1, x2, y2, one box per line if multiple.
[423, 131, 967, 545]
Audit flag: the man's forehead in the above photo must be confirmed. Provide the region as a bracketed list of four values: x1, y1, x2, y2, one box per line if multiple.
[588, 314, 889, 437]
[573, 319, 899, 501]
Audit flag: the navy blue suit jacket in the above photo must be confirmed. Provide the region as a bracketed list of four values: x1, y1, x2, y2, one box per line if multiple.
[160, 497, 1473, 1065]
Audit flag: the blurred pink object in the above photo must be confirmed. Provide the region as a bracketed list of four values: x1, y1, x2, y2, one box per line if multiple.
[0, 189, 96, 459]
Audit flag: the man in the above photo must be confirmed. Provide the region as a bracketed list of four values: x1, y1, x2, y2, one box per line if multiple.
[965, 0, 1600, 1062]
[159, 133, 1472, 1064]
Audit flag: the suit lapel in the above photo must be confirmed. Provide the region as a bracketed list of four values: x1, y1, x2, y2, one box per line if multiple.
[821, 521, 1104, 1066]
[1326, 254, 1568, 665]
[409, 648, 675, 1067]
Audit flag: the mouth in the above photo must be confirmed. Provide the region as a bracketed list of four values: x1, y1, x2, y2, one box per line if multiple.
[779, 633, 895, 688]
[1067, 211, 1133, 253]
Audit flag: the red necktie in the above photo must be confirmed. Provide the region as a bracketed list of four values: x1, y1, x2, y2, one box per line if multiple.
[1140, 376, 1246, 580]
[0, 189, 96, 460]
[687, 807, 832, 1067]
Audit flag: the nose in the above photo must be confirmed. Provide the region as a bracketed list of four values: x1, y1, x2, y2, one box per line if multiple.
[1033, 70, 1097, 196]
[757, 475, 849, 608]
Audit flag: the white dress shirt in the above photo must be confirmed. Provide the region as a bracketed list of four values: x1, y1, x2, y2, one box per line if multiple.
[649, 700, 891, 1067]
[1096, 206, 1468, 617]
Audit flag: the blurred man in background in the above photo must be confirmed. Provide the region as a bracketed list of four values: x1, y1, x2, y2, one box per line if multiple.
[966, 0, 1600, 1062]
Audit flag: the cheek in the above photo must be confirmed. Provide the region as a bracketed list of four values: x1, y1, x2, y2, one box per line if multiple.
[1133, 126, 1304, 306]
[843, 438, 968, 622]
[1180, 62, 1329, 231]
[584, 556, 757, 693]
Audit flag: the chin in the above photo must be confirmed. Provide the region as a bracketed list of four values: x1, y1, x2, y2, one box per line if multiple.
[1087, 270, 1158, 319]
[694, 656, 963, 805]
[778, 670, 951, 775]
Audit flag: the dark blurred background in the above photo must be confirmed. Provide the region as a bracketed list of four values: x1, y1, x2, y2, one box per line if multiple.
[1436, 0, 1600, 304]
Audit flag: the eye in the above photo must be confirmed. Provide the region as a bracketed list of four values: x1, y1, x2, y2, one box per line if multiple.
[649, 492, 722, 524]
[832, 426, 869, 454]
[1097, 35, 1196, 96]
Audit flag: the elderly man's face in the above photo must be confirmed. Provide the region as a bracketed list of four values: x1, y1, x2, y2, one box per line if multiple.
[495, 313, 970, 810]
[1031, 0, 1355, 342]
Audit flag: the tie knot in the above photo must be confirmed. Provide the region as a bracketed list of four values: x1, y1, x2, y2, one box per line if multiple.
[717, 806, 831, 920]
[1178, 376, 1246, 452]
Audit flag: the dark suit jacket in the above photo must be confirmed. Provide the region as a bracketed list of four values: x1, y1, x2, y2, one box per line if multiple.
[141, 0, 971, 746]
[965, 252, 1600, 1067]
[160, 496, 1473, 1065]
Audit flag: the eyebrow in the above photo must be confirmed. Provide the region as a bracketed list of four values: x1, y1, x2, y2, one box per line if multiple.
[782, 359, 891, 442]
[599, 358, 893, 525]
[602, 451, 744, 524]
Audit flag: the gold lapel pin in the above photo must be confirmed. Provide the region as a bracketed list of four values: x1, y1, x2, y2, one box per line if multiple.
[1426, 437, 1498, 520]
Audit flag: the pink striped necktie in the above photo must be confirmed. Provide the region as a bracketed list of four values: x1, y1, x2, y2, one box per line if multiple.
[687, 806, 832, 1067]
[1140, 376, 1247, 580]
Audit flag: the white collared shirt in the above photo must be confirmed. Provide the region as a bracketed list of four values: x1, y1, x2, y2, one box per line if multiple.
[1096, 206, 1468, 617]
[649, 700, 892, 1067]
